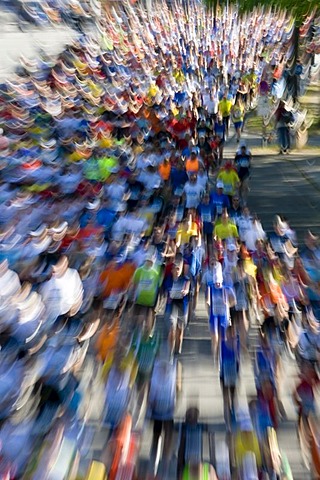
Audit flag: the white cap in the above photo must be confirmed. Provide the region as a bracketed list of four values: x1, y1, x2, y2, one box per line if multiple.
[217, 181, 224, 189]
[86, 199, 101, 210]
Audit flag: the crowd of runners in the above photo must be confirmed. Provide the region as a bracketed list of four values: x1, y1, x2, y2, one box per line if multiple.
[0, 0, 319, 479]
[2, 0, 100, 30]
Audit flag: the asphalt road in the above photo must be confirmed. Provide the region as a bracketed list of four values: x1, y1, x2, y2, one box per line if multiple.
[247, 146, 320, 242]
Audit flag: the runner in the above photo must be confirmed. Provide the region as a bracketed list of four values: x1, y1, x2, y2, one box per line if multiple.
[234, 144, 251, 205]
[231, 97, 245, 142]
[218, 93, 234, 138]
[163, 255, 191, 356]
[202, 253, 236, 362]
[130, 252, 161, 334]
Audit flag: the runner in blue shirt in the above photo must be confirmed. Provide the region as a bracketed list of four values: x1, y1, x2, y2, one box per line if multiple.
[198, 193, 215, 253]
[170, 161, 189, 196]
[210, 182, 230, 220]
[163, 259, 190, 356]
[214, 116, 226, 163]
[220, 325, 240, 430]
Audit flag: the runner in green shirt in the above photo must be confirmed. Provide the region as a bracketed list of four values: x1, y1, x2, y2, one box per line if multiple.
[131, 253, 161, 334]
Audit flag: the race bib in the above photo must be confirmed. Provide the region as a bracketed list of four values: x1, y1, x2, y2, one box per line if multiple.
[139, 278, 153, 290]
[170, 289, 184, 300]
[202, 212, 212, 222]
[240, 159, 249, 168]
[170, 280, 186, 299]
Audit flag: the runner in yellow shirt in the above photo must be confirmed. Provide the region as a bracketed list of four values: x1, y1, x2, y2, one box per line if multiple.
[214, 211, 239, 241]
[231, 98, 245, 142]
[218, 94, 234, 138]
[176, 217, 198, 248]
[235, 427, 262, 471]
[217, 162, 240, 199]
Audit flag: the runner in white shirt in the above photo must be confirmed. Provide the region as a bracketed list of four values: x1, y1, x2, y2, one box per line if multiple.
[197, 166, 209, 190]
[138, 165, 162, 195]
[236, 207, 254, 243]
[111, 211, 128, 241]
[202, 87, 218, 117]
[183, 174, 205, 209]
[125, 210, 148, 237]
[104, 176, 129, 203]
[39, 255, 83, 320]
[297, 314, 320, 364]
[0, 259, 21, 302]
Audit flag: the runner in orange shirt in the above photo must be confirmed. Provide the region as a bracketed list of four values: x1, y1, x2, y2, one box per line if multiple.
[159, 156, 171, 182]
[99, 257, 136, 300]
[185, 149, 200, 174]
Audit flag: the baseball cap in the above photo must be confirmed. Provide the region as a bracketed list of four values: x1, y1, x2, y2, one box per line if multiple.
[217, 181, 224, 189]
[40, 138, 57, 149]
[86, 199, 101, 210]
[29, 224, 48, 238]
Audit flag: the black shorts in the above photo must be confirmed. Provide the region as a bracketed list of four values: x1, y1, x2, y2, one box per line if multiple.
[238, 168, 250, 181]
